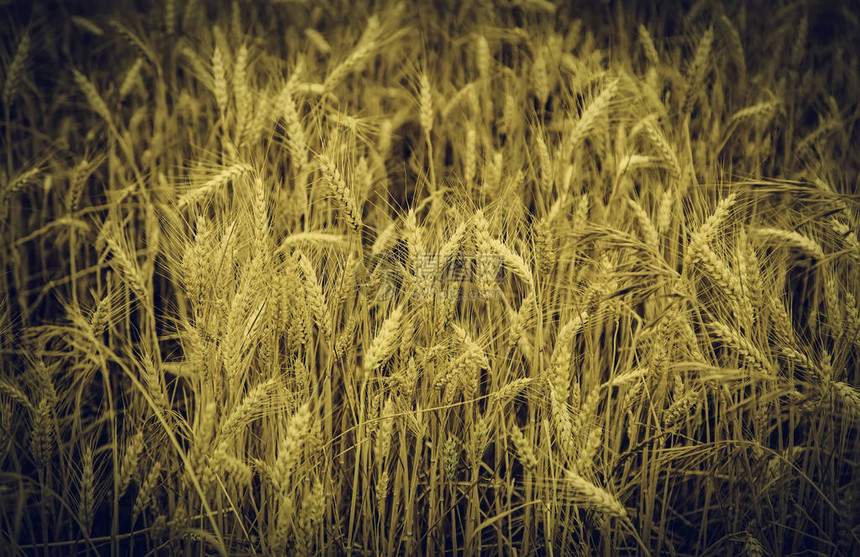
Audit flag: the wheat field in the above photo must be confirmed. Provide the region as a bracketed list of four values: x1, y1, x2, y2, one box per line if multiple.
[1, 0, 858, 555]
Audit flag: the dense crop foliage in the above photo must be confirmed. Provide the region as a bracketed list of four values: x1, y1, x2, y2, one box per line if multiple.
[1, 0, 858, 554]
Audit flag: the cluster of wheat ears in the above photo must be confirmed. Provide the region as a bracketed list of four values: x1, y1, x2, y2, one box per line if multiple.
[0, 0, 858, 555]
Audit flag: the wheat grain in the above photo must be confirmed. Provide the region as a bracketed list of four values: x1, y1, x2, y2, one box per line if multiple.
[509, 424, 538, 473]
[118, 57, 145, 101]
[2, 4, 858, 554]
[364, 305, 403, 374]
[212, 45, 228, 117]
[567, 78, 620, 155]
[30, 398, 53, 470]
[464, 126, 477, 187]
[476, 34, 491, 81]
[682, 27, 713, 115]
[233, 43, 251, 140]
[178, 163, 253, 208]
[218, 378, 278, 443]
[324, 20, 379, 92]
[752, 227, 825, 260]
[419, 72, 434, 136]
[831, 381, 860, 423]
[641, 117, 681, 182]
[272, 402, 312, 491]
[2, 31, 31, 106]
[119, 429, 145, 495]
[0, 378, 32, 411]
[791, 16, 808, 68]
[317, 154, 362, 232]
[718, 16, 745, 77]
[71, 17, 104, 36]
[638, 24, 659, 67]
[709, 320, 774, 376]
[443, 436, 459, 481]
[475, 213, 534, 288]
[627, 198, 660, 250]
[494, 378, 534, 406]
[729, 101, 780, 126]
[159, 0, 174, 34]
[564, 471, 627, 519]
[101, 226, 149, 302]
[72, 69, 115, 131]
[132, 460, 161, 521]
[305, 28, 332, 55]
[78, 441, 96, 533]
[532, 47, 550, 106]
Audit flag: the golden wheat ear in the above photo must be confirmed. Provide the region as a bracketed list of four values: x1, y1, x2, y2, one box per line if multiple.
[1, 1, 858, 555]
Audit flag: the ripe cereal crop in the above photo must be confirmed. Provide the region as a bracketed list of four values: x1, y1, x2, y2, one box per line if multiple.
[0, 1, 858, 555]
